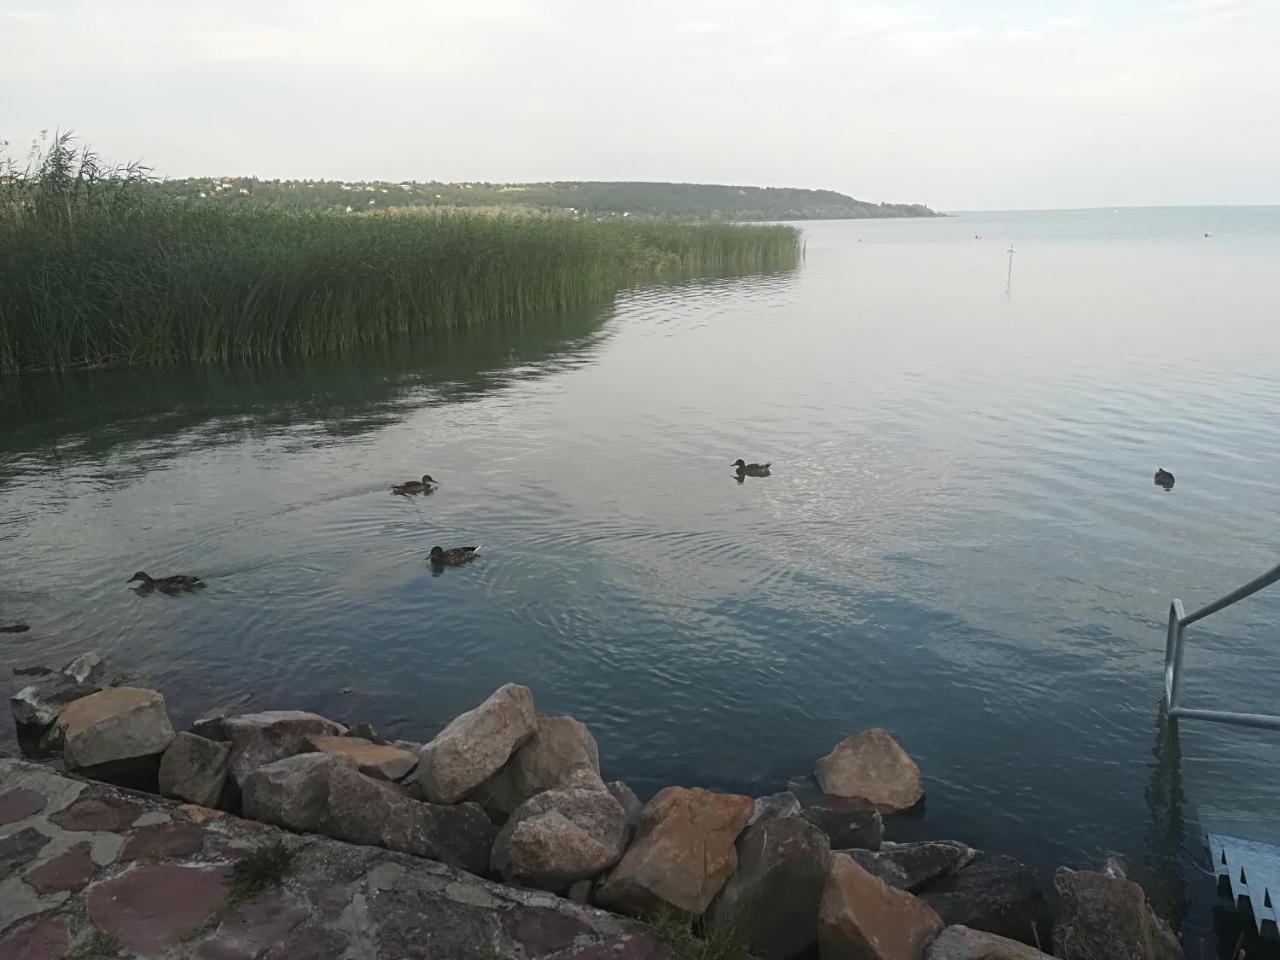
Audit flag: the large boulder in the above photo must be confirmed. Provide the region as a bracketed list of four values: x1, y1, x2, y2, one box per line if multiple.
[803, 803, 884, 850]
[491, 769, 626, 890]
[57, 687, 175, 779]
[928, 925, 1053, 960]
[815, 729, 924, 812]
[158, 731, 231, 807]
[850, 841, 979, 892]
[241, 752, 336, 831]
[216, 710, 347, 787]
[242, 751, 495, 874]
[919, 856, 1045, 945]
[607, 780, 644, 833]
[10, 673, 99, 729]
[474, 714, 600, 816]
[750, 791, 802, 825]
[409, 683, 537, 803]
[594, 786, 753, 916]
[304, 734, 416, 781]
[819, 852, 943, 960]
[319, 759, 495, 875]
[707, 812, 831, 960]
[1052, 867, 1180, 960]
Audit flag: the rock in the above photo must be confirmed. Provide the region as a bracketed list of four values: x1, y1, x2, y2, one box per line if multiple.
[850, 841, 979, 892]
[607, 781, 644, 834]
[1052, 867, 1180, 960]
[750, 791, 802, 825]
[919, 856, 1045, 945]
[707, 812, 831, 960]
[803, 803, 884, 850]
[928, 925, 1053, 960]
[0, 827, 50, 878]
[305, 734, 416, 781]
[241, 752, 338, 831]
[492, 770, 627, 890]
[62, 651, 103, 684]
[819, 852, 944, 960]
[121, 822, 205, 860]
[568, 879, 594, 903]
[595, 786, 753, 916]
[410, 683, 537, 803]
[346, 721, 384, 743]
[24, 841, 95, 894]
[320, 760, 496, 875]
[475, 714, 601, 816]
[199, 887, 311, 959]
[159, 731, 231, 806]
[51, 796, 142, 832]
[57, 686, 175, 779]
[815, 729, 925, 812]
[0, 786, 47, 825]
[221, 710, 347, 786]
[87, 863, 231, 953]
[0, 914, 70, 960]
[10, 674, 100, 729]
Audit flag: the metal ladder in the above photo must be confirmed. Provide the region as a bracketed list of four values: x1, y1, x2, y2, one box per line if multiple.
[1164, 560, 1280, 934]
[1164, 560, 1280, 730]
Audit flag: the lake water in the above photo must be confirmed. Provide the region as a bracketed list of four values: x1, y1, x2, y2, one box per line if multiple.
[5, 206, 1280, 948]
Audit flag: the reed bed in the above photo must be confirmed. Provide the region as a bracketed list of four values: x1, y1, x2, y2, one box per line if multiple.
[0, 147, 800, 373]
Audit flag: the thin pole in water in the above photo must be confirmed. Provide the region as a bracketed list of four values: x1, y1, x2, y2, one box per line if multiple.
[1005, 244, 1015, 297]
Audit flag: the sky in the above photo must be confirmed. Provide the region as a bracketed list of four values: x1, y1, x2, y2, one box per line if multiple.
[2, 0, 1278, 210]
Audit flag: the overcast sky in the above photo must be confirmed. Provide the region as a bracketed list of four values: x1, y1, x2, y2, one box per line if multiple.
[3, 0, 1277, 210]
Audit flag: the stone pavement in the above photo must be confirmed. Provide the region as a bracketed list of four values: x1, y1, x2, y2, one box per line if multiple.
[0, 758, 668, 960]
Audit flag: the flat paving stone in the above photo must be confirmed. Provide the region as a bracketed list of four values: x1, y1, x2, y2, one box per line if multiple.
[24, 841, 95, 894]
[0, 788, 46, 826]
[87, 863, 231, 953]
[51, 796, 142, 833]
[121, 822, 205, 860]
[0, 876, 69, 936]
[263, 924, 351, 959]
[0, 827, 50, 878]
[197, 888, 311, 960]
[0, 912, 70, 960]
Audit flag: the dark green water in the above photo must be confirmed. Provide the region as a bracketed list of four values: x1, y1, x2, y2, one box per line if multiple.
[5, 208, 1280, 949]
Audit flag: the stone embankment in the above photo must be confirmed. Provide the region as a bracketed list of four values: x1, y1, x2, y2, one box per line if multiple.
[4, 652, 1182, 960]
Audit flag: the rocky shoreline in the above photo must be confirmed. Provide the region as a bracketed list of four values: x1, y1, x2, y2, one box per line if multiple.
[5, 652, 1182, 960]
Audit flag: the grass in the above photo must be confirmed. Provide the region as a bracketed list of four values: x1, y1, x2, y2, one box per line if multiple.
[226, 840, 297, 908]
[0, 135, 802, 373]
[648, 908, 752, 960]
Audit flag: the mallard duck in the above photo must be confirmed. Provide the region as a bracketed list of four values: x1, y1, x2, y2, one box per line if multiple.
[732, 459, 772, 477]
[429, 545, 481, 566]
[1154, 467, 1175, 490]
[392, 474, 438, 495]
[127, 571, 205, 593]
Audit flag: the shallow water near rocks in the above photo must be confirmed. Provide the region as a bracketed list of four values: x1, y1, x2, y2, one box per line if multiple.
[4, 207, 1280, 950]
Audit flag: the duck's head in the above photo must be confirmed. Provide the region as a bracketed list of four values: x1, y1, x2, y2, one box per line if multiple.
[732, 459, 746, 468]
[127, 571, 151, 584]
[429, 546, 444, 560]
[422, 475, 437, 484]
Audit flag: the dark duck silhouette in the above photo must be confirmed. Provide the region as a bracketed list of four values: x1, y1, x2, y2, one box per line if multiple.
[128, 571, 206, 593]
[429, 545, 481, 567]
[1154, 468, 1175, 490]
[732, 458, 772, 477]
[392, 474, 438, 495]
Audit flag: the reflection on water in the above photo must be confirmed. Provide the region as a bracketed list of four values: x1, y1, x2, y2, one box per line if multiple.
[4, 210, 1280, 950]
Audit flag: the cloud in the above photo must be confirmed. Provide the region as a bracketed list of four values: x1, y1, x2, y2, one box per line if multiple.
[673, 19, 730, 34]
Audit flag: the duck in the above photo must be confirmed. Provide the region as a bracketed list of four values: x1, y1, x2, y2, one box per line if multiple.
[732, 459, 772, 477]
[392, 474, 438, 495]
[1154, 467, 1175, 490]
[429, 545, 481, 567]
[128, 571, 206, 593]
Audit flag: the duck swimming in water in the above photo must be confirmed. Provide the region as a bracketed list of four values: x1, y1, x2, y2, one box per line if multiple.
[1154, 467, 1175, 490]
[429, 545, 481, 567]
[128, 571, 206, 593]
[392, 475, 438, 495]
[732, 459, 772, 477]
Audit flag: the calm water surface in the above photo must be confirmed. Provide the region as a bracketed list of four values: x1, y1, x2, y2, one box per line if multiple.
[5, 206, 1280, 946]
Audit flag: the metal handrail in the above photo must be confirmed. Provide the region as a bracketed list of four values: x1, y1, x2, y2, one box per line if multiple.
[1163, 560, 1280, 730]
